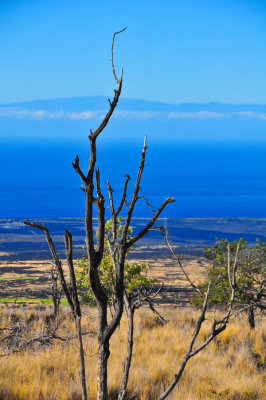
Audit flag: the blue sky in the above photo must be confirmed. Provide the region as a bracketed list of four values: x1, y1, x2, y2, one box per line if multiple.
[0, 0, 266, 105]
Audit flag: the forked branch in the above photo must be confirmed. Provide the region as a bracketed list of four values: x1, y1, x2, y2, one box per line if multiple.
[24, 220, 75, 312]
[126, 197, 174, 249]
[72, 155, 87, 184]
[107, 174, 131, 243]
[24, 220, 87, 400]
[157, 241, 240, 400]
[121, 137, 175, 246]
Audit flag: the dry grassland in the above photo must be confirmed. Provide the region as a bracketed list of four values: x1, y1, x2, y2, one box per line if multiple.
[0, 307, 265, 400]
[0, 255, 265, 399]
[0, 255, 207, 306]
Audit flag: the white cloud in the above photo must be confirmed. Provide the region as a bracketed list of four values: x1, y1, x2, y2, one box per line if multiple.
[114, 111, 230, 120]
[0, 108, 102, 120]
[67, 111, 103, 120]
[0, 108, 61, 119]
[0, 108, 266, 121]
[236, 111, 266, 120]
[114, 110, 266, 120]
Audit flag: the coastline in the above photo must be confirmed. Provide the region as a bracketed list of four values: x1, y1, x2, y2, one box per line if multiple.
[0, 217, 266, 261]
[1, 217, 265, 306]
[0, 218, 266, 306]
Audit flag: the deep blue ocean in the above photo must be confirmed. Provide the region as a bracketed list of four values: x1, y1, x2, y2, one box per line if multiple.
[1, 137, 266, 218]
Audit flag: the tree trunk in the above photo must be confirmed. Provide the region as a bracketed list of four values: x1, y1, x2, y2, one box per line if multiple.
[97, 342, 110, 400]
[75, 316, 88, 400]
[248, 305, 255, 329]
[52, 293, 59, 318]
[118, 297, 134, 400]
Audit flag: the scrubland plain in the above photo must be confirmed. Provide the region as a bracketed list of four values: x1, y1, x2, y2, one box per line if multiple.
[0, 307, 265, 400]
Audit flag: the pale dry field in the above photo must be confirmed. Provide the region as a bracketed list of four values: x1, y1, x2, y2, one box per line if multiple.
[0, 252, 207, 306]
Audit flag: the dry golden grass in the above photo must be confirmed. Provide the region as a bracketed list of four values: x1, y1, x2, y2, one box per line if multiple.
[0, 307, 265, 400]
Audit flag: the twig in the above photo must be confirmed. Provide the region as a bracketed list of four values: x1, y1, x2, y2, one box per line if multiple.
[111, 27, 127, 84]
[159, 222, 204, 296]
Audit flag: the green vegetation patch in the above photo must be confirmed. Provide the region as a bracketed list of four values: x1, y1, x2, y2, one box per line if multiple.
[0, 276, 37, 281]
[40, 299, 68, 306]
[0, 298, 68, 306]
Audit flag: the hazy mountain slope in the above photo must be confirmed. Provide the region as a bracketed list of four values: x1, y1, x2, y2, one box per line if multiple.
[1, 96, 266, 113]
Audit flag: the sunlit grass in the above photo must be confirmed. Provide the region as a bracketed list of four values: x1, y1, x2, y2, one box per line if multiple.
[0, 298, 68, 306]
[0, 307, 265, 399]
[0, 276, 37, 281]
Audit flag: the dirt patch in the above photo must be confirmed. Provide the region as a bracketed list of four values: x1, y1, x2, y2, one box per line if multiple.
[0, 260, 69, 303]
[0, 253, 208, 307]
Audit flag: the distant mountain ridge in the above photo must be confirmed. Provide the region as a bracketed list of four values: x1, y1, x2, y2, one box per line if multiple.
[1, 96, 266, 113]
[1, 96, 266, 142]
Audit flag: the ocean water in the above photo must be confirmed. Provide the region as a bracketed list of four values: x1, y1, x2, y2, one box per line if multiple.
[1, 137, 266, 218]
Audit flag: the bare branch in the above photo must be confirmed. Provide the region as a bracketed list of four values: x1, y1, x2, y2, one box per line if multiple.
[157, 283, 211, 400]
[148, 302, 167, 324]
[227, 243, 232, 288]
[89, 77, 123, 142]
[107, 181, 115, 216]
[107, 181, 116, 242]
[126, 197, 175, 249]
[64, 230, 81, 317]
[102, 138, 173, 350]
[139, 193, 156, 216]
[187, 283, 211, 353]
[160, 224, 204, 296]
[82, 38, 125, 294]
[114, 139, 174, 249]
[95, 167, 105, 259]
[232, 242, 240, 289]
[188, 246, 240, 360]
[24, 220, 88, 400]
[117, 293, 134, 400]
[72, 155, 87, 184]
[24, 220, 75, 312]
[82, 32, 128, 332]
[223, 241, 240, 321]
[145, 284, 164, 299]
[115, 174, 131, 217]
[111, 27, 127, 84]
[107, 174, 131, 242]
[118, 285, 165, 400]
[157, 241, 241, 400]
[107, 237, 118, 273]
[76, 28, 126, 191]
[121, 136, 148, 243]
[95, 167, 101, 196]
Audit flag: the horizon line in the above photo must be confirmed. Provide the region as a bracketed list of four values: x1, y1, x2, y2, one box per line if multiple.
[1, 95, 266, 108]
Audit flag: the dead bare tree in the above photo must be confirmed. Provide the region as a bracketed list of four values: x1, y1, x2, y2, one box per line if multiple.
[22, 29, 239, 400]
[24, 222, 88, 400]
[24, 30, 173, 400]
[71, 29, 174, 400]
